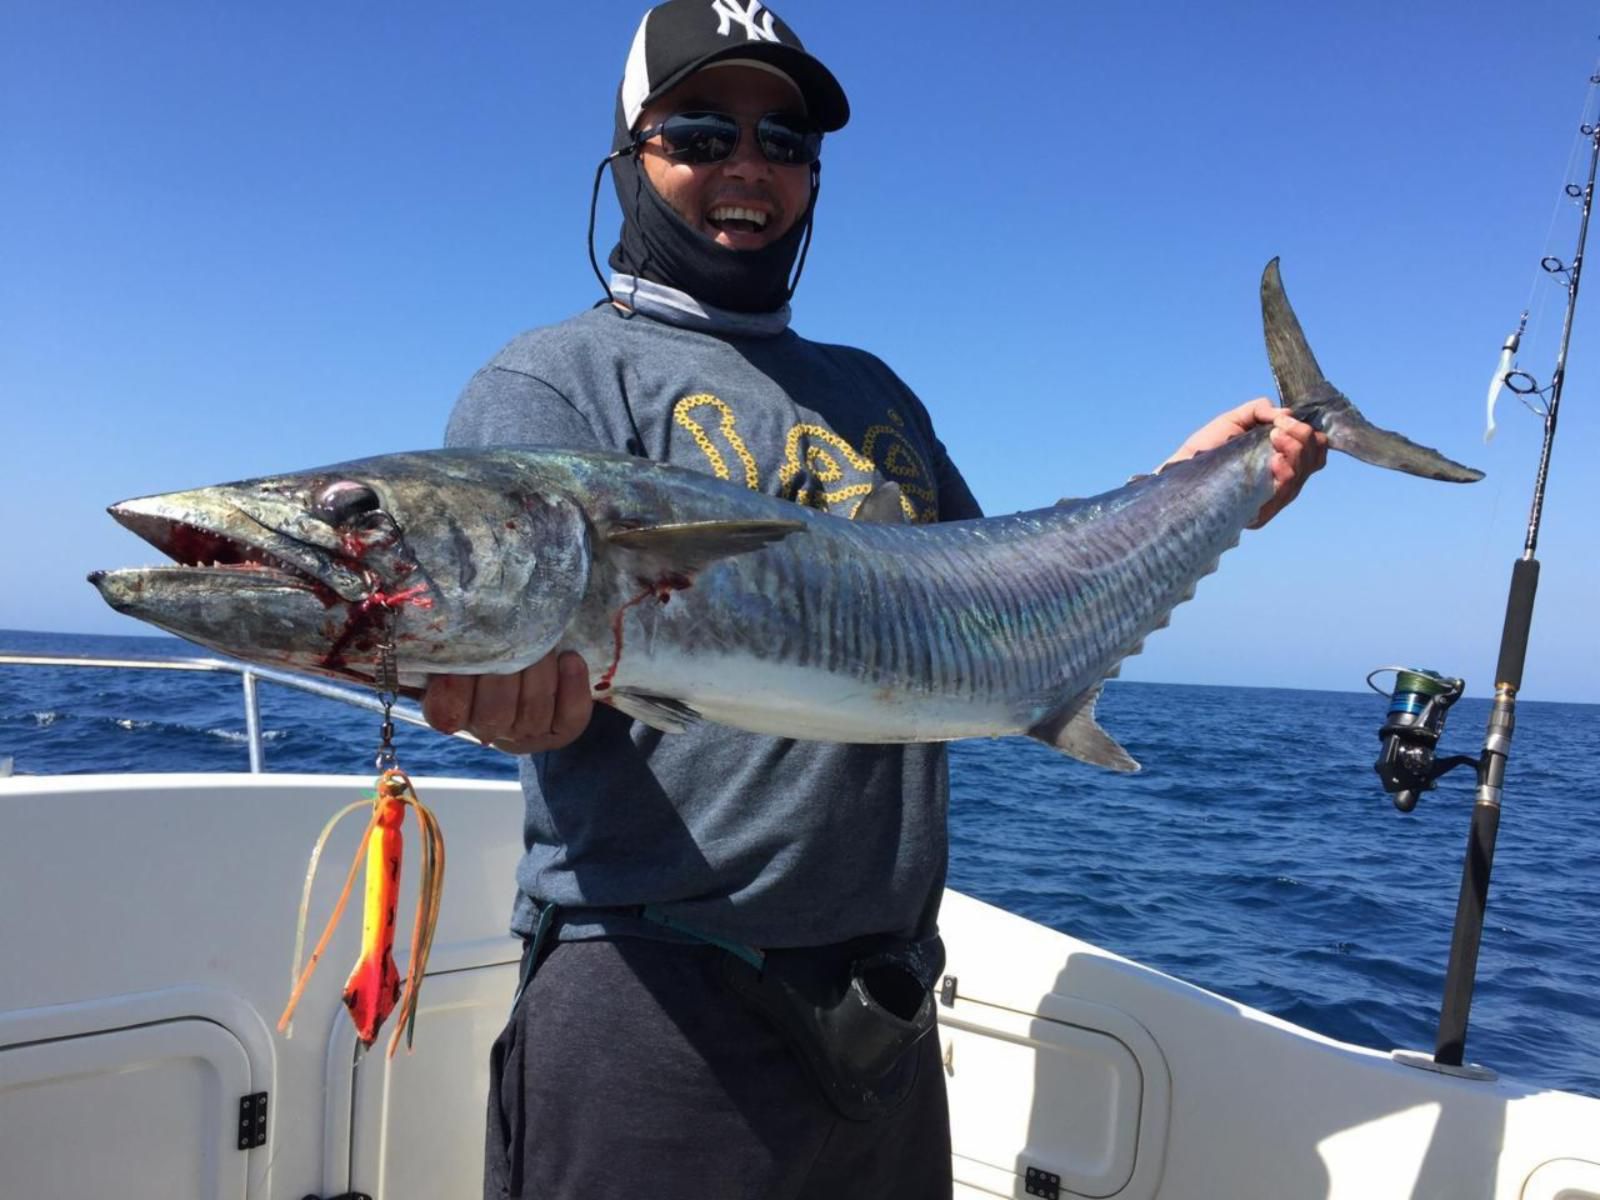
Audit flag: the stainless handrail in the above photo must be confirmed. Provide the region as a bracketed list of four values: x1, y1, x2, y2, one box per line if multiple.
[0, 652, 480, 771]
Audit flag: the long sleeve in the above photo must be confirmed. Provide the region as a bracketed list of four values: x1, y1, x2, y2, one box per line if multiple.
[445, 363, 606, 453]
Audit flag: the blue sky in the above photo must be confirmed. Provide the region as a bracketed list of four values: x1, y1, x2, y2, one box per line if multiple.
[4, 1, 1598, 702]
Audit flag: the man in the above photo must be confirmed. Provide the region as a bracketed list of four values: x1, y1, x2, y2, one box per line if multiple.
[424, 4, 1325, 1198]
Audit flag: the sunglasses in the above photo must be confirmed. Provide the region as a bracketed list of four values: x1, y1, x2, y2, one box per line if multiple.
[633, 111, 822, 167]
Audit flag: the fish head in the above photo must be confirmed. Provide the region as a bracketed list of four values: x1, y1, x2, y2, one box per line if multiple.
[89, 451, 593, 688]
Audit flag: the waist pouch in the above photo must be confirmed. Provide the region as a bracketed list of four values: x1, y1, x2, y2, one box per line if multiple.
[718, 932, 943, 1122]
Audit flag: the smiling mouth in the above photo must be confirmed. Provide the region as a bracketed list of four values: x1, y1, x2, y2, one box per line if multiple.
[707, 204, 770, 235]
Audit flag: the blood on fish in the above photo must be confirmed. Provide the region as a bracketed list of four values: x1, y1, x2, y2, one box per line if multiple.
[595, 573, 693, 692]
[369, 584, 433, 610]
[595, 590, 652, 692]
[652, 572, 692, 601]
[321, 581, 434, 670]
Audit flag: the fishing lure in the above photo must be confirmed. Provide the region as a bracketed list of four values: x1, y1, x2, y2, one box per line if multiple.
[1485, 314, 1527, 444]
[277, 768, 446, 1056]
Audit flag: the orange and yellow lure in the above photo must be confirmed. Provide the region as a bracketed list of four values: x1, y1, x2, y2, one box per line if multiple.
[277, 768, 446, 1056]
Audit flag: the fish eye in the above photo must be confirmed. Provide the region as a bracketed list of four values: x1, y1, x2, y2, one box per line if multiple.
[315, 480, 382, 525]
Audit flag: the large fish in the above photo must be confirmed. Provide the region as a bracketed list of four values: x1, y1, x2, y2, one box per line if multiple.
[90, 262, 1481, 771]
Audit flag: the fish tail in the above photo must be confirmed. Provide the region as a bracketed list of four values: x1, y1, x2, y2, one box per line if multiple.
[341, 795, 406, 1046]
[1261, 259, 1484, 483]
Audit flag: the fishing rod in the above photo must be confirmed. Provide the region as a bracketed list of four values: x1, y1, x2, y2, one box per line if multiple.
[1368, 69, 1600, 1072]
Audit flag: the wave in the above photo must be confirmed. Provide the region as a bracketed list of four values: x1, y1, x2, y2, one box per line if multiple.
[205, 727, 287, 743]
[24, 712, 290, 743]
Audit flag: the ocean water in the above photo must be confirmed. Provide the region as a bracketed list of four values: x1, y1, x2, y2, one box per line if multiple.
[4, 628, 1597, 1098]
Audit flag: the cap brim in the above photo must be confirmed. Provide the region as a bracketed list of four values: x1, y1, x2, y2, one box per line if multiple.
[646, 42, 849, 132]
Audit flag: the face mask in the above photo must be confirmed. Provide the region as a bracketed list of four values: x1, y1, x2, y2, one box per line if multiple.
[600, 127, 819, 314]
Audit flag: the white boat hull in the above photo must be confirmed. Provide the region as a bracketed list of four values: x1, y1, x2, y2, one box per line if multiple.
[2, 774, 1595, 1199]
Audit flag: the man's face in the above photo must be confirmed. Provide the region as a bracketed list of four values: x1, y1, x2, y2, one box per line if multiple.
[634, 64, 814, 251]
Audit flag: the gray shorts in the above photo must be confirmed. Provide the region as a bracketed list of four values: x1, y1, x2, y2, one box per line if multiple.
[483, 936, 952, 1200]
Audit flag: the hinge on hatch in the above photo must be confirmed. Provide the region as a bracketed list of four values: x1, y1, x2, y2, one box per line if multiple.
[1024, 1164, 1062, 1199]
[236, 1091, 268, 1150]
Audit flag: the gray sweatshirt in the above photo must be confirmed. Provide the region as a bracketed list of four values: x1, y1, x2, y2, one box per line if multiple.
[446, 295, 981, 949]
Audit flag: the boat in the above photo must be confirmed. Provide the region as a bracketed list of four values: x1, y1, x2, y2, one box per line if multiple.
[2, 651, 1596, 1200]
[9, 22, 1600, 1194]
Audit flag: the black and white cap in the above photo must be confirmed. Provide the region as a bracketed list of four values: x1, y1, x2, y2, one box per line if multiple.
[618, 0, 850, 134]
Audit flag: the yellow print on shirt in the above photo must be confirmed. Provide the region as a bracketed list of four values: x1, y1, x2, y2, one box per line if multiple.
[671, 394, 761, 490]
[859, 410, 938, 519]
[672, 395, 939, 522]
[779, 409, 937, 523]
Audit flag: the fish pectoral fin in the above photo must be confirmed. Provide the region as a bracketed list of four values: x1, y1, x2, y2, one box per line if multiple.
[606, 519, 805, 573]
[607, 688, 703, 734]
[1027, 683, 1140, 773]
[851, 482, 908, 523]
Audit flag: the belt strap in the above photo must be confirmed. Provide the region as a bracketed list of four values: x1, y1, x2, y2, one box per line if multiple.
[639, 904, 766, 972]
[509, 900, 561, 1011]
[511, 900, 766, 1009]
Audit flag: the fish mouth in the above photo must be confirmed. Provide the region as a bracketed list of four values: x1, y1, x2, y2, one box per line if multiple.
[94, 528, 328, 598]
[87, 497, 348, 638]
[89, 492, 419, 684]
[95, 516, 329, 597]
[96, 490, 369, 602]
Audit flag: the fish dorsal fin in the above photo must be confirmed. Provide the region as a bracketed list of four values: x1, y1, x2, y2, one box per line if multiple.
[606, 519, 804, 574]
[852, 482, 908, 523]
[1027, 683, 1140, 773]
[606, 688, 702, 734]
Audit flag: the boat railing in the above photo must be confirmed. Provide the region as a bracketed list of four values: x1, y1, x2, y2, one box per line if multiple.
[0, 651, 474, 773]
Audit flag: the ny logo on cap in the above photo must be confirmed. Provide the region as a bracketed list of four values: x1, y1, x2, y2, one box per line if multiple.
[711, 0, 779, 42]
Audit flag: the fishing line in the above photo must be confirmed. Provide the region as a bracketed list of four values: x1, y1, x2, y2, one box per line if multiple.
[1529, 73, 1600, 386]
[1522, 60, 1600, 348]
[1389, 48, 1600, 1074]
[1487, 61, 1600, 448]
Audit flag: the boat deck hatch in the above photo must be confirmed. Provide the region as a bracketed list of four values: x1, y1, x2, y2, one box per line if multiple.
[0, 1018, 253, 1200]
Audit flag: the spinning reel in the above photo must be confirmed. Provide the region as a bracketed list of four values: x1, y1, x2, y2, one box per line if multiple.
[1367, 667, 1482, 812]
